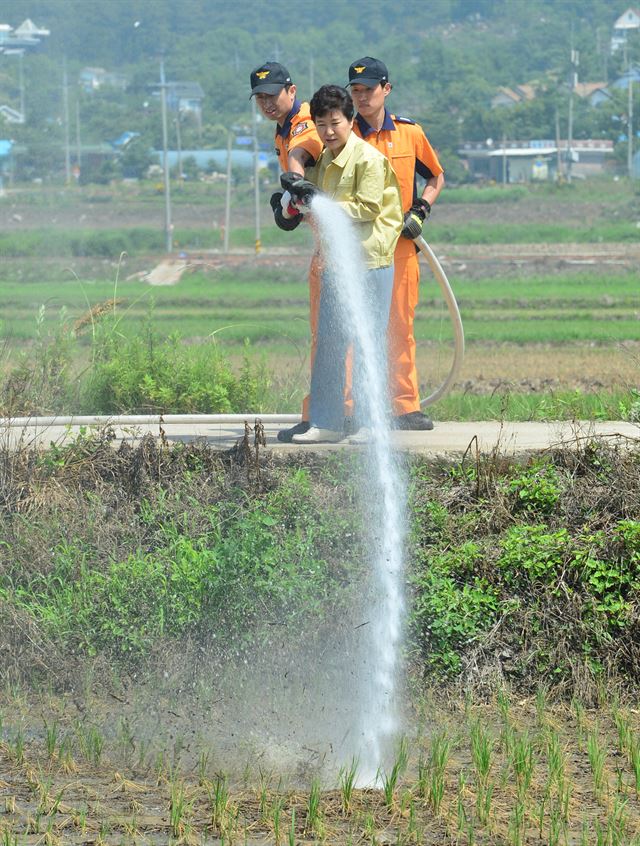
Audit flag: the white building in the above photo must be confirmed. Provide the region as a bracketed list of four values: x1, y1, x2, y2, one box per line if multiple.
[611, 7, 640, 53]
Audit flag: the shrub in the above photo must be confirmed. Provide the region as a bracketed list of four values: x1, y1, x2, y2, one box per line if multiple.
[1, 469, 357, 658]
[498, 524, 570, 589]
[409, 543, 499, 674]
[506, 461, 562, 515]
[82, 329, 267, 414]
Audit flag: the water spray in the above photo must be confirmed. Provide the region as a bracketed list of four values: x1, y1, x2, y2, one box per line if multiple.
[309, 194, 407, 782]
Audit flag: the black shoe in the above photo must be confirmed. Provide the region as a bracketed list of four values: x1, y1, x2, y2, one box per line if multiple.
[277, 421, 310, 443]
[393, 411, 434, 431]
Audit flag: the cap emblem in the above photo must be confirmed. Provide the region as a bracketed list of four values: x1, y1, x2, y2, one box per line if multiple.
[354, 66, 365, 74]
[256, 70, 270, 79]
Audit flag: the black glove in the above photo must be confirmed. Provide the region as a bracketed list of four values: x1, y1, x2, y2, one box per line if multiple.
[280, 171, 318, 210]
[269, 191, 302, 232]
[401, 198, 431, 240]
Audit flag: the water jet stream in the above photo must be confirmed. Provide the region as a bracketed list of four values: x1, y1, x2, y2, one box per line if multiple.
[311, 195, 406, 783]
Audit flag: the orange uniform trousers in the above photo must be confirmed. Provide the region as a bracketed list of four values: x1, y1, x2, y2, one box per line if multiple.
[302, 242, 416, 420]
[302, 252, 353, 421]
[389, 237, 421, 416]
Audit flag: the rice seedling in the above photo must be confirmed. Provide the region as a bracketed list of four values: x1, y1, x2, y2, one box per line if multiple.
[535, 685, 548, 729]
[169, 780, 188, 838]
[209, 774, 229, 834]
[630, 737, 640, 796]
[587, 723, 608, 798]
[48, 788, 64, 816]
[475, 778, 495, 827]
[57, 737, 77, 774]
[198, 749, 210, 784]
[306, 777, 322, 835]
[456, 770, 469, 835]
[271, 796, 284, 846]
[1, 830, 18, 846]
[607, 795, 629, 845]
[43, 719, 59, 759]
[338, 757, 359, 814]
[12, 730, 24, 765]
[258, 768, 271, 820]
[288, 807, 296, 846]
[123, 813, 140, 838]
[154, 750, 167, 783]
[396, 735, 410, 775]
[76, 723, 104, 766]
[571, 698, 586, 750]
[613, 709, 632, 758]
[508, 797, 525, 846]
[116, 717, 135, 766]
[363, 811, 377, 845]
[4, 796, 16, 814]
[546, 728, 564, 785]
[470, 722, 493, 784]
[36, 776, 54, 815]
[511, 731, 534, 798]
[419, 728, 451, 814]
[72, 806, 88, 832]
[135, 738, 150, 771]
[406, 794, 419, 841]
[497, 687, 511, 724]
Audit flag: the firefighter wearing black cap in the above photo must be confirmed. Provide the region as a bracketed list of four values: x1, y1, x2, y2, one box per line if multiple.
[250, 61, 344, 442]
[347, 56, 445, 431]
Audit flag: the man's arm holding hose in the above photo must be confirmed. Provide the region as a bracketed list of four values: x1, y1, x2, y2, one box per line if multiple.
[402, 159, 445, 240]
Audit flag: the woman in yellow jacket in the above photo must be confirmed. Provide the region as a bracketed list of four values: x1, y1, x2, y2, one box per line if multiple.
[281, 85, 403, 444]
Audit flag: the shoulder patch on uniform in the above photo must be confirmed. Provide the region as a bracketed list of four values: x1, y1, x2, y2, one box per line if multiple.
[291, 122, 308, 136]
[393, 115, 416, 125]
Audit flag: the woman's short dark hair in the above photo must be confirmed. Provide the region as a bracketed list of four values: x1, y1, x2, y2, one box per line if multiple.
[310, 85, 354, 122]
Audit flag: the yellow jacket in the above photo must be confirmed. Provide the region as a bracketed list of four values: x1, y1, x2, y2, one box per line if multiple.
[307, 132, 403, 269]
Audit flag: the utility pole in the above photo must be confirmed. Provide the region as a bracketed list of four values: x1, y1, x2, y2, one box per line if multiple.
[501, 131, 507, 184]
[175, 111, 183, 185]
[18, 50, 25, 121]
[159, 56, 173, 253]
[224, 130, 232, 253]
[252, 97, 261, 254]
[75, 98, 81, 173]
[555, 106, 563, 181]
[62, 57, 71, 185]
[567, 48, 578, 184]
[309, 55, 315, 98]
[628, 62, 634, 179]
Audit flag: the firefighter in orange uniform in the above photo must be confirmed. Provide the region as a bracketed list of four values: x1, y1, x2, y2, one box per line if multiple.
[250, 61, 326, 442]
[348, 57, 445, 430]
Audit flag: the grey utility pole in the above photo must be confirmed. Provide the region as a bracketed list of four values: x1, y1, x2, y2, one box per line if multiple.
[224, 130, 232, 253]
[628, 67, 634, 179]
[567, 48, 578, 184]
[252, 97, 261, 254]
[62, 57, 71, 185]
[159, 57, 173, 253]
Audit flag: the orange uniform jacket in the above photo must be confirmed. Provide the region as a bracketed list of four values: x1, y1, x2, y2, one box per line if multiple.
[354, 109, 444, 415]
[274, 99, 323, 171]
[353, 109, 443, 244]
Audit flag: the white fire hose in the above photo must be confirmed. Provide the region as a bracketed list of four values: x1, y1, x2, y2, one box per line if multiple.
[414, 235, 465, 407]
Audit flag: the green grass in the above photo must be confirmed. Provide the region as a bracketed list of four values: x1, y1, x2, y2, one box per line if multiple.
[430, 390, 634, 422]
[0, 224, 313, 258]
[1, 271, 637, 347]
[426, 221, 640, 243]
[4, 175, 634, 208]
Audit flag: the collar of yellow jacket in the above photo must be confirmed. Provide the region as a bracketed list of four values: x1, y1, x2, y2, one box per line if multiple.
[328, 131, 360, 168]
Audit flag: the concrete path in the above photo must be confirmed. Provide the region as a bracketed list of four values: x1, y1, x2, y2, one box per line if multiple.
[2, 419, 638, 458]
